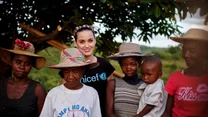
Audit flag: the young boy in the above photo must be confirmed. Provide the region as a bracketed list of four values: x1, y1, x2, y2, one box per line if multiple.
[39, 48, 101, 117]
[136, 55, 167, 117]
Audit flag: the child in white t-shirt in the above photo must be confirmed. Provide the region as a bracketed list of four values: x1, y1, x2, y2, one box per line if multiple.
[136, 55, 167, 117]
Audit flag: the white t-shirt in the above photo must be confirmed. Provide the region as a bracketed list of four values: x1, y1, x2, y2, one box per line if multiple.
[40, 84, 101, 117]
[137, 79, 167, 117]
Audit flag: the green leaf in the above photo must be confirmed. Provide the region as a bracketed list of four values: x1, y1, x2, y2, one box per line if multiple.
[100, 0, 106, 3]
[154, 5, 161, 18]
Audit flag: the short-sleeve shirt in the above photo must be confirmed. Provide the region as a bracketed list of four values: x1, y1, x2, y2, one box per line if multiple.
[39, 84, 101, 117]
[165, 71, 208, 117]
[80, 57, 115, 116]
[137, 79, 167, 117]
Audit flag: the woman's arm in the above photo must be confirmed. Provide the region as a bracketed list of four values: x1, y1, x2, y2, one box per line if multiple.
[107, 73, 114, 81]
[106, 79, 118, 117]
[35, 83, 47, 115]
[162, 94, 174, 117]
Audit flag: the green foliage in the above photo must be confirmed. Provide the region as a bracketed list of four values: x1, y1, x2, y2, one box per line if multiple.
[0, 0, 207, 58]
[0, 0, 184, 56]
[176, 0, 208, 24]
[29, 47, 62, 92]
[168, 45, 182, 60]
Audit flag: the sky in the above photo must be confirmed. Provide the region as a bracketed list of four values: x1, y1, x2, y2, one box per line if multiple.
[115, 9, 206, 48]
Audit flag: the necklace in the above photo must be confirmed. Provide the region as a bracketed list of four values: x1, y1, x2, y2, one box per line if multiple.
[64, 85, 84, 104]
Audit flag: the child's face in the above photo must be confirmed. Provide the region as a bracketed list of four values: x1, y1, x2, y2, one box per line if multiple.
[141, 62, 162, 84]
[62, 67, 85, 89]
[119, 57, 139, 77]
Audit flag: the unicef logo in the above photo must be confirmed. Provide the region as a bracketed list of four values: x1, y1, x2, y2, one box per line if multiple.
[99, 72, 107, 80]
[81, 72, 107, 83]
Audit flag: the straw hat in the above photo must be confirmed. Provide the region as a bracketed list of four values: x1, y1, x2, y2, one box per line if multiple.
[48, 48, 96, 69]
[170, 25, 208, 43]
[0, 39, 46, 70]
[107, 43, 147, 61]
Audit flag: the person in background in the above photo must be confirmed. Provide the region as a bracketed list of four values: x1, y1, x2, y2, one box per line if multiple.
[0, 39, 47, 117]
[40, 48, 101, 117]
[106, 42, 146, 117]
[162, 25, 208, 117]
[73, 24, 115, 117]
[135, 55, 167, 117]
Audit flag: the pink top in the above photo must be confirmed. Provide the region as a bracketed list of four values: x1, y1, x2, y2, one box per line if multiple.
[165, 71, 208, 117]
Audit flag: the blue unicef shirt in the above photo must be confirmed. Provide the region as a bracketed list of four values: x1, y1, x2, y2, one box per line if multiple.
[80, 57, 115, 116]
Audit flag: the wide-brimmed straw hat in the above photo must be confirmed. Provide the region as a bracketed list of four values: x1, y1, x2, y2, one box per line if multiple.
[170, 25, 208, 43]
[48, 48, 96, 69]
[107, 43, 146, 61]
[0, 39, 46, 70]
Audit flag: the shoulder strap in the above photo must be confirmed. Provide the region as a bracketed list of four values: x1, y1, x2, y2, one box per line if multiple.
[26, 79, 38, 94]
[19, 79, 38, 99]
[18, 79, 38, 106]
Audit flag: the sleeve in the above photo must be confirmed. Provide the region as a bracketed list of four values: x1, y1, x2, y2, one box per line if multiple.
[145, 81, 164, 106]
[98, 57, 115, 77]
[39, 92, 54, 117]
[165, 72, 178, 96]
[91, 89, 102, 117]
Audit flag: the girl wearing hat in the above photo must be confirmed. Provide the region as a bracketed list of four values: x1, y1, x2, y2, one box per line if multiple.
[106, 43, 145, 117]
[40, 48, 101, 117]
[73, 24, 115, 117]
[162, 25, 208, 117]
[0, 39, 47, 117]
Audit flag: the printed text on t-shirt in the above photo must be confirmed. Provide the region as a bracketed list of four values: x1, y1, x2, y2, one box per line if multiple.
[177, 84, 208, 101]
[81, 72, 107, 83]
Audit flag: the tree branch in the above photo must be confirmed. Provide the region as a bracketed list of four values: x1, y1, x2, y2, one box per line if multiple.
[18, 23, 69, 50]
